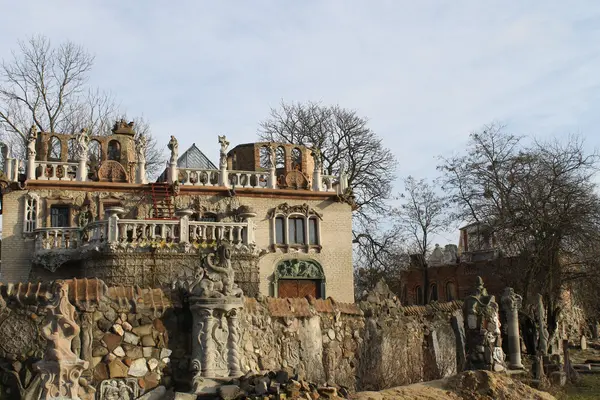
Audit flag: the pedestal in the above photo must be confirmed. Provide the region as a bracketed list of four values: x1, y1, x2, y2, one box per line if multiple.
[35, 359, 88, 399]
[219, 168, 229, 188]
[77, 159, 88, 182]
[312, 170, 322, 191]
[269, 167, 277, 189]
[137, 161, 147, 184]
[168, 162, 178, 184]
[27, 156, 36, 180]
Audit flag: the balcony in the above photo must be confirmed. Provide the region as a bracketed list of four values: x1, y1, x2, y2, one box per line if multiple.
[33, 213, 255, 260]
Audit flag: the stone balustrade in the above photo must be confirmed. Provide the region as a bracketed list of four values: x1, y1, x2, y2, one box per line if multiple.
[179, 168, 220, 187]
[228, 170, 270, 189]
[189, 221, 251, 244]
[34, 227, 81, 250]
[321, 175, 338, 192]
[33, 161, 79, 181]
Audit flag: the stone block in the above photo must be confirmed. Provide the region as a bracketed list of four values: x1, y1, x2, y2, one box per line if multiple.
[108, 359, 128, 378]
[124, 332, 140, 345]
[550, 371, 567, 386]
[128, 358, 149, 377]
[102, 333, 122, 352]
[133, 324, 153, 336]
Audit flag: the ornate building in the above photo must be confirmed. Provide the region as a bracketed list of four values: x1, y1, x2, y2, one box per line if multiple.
[0, 122, 355, 302]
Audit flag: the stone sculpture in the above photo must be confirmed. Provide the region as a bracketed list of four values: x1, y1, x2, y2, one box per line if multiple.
[75, 128, 90, 161]
[173, 241, 244, 388]
[168, 135, 178, 164]
[218, 135, 229, 169]
[135, 133, 148, 164]
[462, 276, 505, 371]
[34, 281, 89, 399]
[27, 125, 37, 158]
[311, 147, 322, 173]
[501, 287, 524, 369]
[99, 378, 139, 400]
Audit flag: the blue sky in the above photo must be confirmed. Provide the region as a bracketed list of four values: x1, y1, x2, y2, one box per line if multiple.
[2, 1, 600, 243]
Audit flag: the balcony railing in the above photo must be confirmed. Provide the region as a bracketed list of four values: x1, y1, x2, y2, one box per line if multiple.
[33, 216, 254, 253]
[34, 161, 79, 181]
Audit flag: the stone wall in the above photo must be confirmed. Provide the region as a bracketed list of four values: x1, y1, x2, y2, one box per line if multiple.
[0, 280, 462, 398]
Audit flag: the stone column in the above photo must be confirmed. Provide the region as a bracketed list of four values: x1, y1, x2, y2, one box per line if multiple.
[77, 157, 88, 182]
[105, 207, 125, 243]
[168, 162, 178, 184]
[176, 208, 193, 244]
[312, 169, 322, 191]
[501, 287, 524, 369]
[6, 157, 14, 181]
[227, 308, 242, 377]
[219, 166, 229, 188]
[27, 154, 36, 180]
[137, 161, 147, 184]
[199, 309, 216, 377]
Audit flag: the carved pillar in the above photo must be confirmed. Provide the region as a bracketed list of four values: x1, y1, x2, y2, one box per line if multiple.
[27, 154, 36, 180]
[199, 308, 216, 377]
[80, 312, 94, 371]
[501, 288, 524, 369]
[312, 169, 322, 191]
[137, 161, 147, 184]
[219, 166, 229, 188]
[168, 162, 178, 184]
[227, 308, 242, 377]
[268, 146, 277, 189]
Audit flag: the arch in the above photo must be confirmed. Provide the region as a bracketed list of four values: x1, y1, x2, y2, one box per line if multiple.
[276, 146, 285, 169]
[88, 139, 102, 163]
[273, 258, 325, 299]
[67, 138, 78, 161]
[259, 145, 271, 169]
[291, 147, 302, 170]
[446, 281, 458, 301]
[415, 286, 423, 305]
[107, 140, 121, 161]
[48, 136, 62, 160]
[429, 283, 439, 302]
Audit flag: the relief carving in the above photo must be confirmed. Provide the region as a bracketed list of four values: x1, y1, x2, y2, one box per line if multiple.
[97, 160, 128, 182]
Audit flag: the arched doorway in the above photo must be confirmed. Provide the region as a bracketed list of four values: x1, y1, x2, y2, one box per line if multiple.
[272, 259, 325, 299]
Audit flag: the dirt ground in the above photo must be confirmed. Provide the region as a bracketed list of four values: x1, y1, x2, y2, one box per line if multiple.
[352, 370, 556, 400]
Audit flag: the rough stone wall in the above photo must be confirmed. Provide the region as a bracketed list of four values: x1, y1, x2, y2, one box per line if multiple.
[0, 280, 462, 397]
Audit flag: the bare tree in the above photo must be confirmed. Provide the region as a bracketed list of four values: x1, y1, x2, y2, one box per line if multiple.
[396, 176, 450, 303]
[439, 123, 600, 335]
[0, 35, 163, 178]
[258, 101, 397, 220]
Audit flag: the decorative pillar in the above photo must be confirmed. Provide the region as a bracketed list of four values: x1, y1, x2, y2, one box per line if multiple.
[75, 128, 89, 182]
[136, 133, 148, 184]
[227, 308, 242, 377]
[77, 158, 88, 182]
[13, 159, 21, 181]
[27, 155, 36, 180]
[105, 207, 125, 243]
[501, 287, 524, 369]
[176, 208, 193, 243]
[26, 125, 37, 180]
[268, 145, 277, 189]
[311, 147, 322, 191]
[167, 135, 179, 184]
[199, 308, 216, 377]
[137, 161, 147, 184]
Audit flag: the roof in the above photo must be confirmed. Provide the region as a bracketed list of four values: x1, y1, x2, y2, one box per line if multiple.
[177, 144, 217, 170]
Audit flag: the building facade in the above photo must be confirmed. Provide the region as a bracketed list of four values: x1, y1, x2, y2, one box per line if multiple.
[0, 121, 355, 302]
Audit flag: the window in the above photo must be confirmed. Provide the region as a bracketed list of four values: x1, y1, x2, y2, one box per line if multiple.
[309, 217, 318, 245]
[107, 140, 121, 161]
[446, 282, 457, 301]
[415, 286, 423, 305]
[429, 283, 439, 302]
[275, 217, 285, 244]
[67, 138, 78, 161]
[291, 148, 302, 170]
[88, 140, 102, 163]
[50, 206, 70, 227]
[259, 146, 271, 169]
[276, 147, 285, 169]
[24, 195, 39, 233]
[288, 217, 305, 245]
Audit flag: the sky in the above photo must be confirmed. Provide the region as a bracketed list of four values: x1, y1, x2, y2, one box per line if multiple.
[2, 1, 600, 244]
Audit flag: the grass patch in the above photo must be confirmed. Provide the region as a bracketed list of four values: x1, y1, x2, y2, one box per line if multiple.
[560, 374, 600, 399]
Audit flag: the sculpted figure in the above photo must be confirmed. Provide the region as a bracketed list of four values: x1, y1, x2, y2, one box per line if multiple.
[168, 135, 179, 164]
[27, 125, 37, 158]
[218, 135, 229, 169]
[40, 282, 80, 362]
[205, 242, 243, 298]
[311, 147, 322, 172]
[75, 128, 90, 160]
[135, 133, 148, 164]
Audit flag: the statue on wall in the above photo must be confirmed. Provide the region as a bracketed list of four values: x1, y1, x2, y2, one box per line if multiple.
[135, 133, 148, 164]
[75, 128, 90, 161]
[218, 135, 229, 169]
[311, 147, 322, 173]
[535, 294, 549, 356]
[168, 135, 178, 164]
[462, 276, 505, 371]
[27, 125, 38, 158]
[35, 281, 89, 399]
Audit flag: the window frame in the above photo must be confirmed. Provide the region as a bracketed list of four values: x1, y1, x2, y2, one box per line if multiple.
[50, 205, 71, 228]
[271, 212, 321, 251]
[23, 194, 39, 233]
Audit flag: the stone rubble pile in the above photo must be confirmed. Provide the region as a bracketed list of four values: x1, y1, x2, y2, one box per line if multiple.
[215, 370, 350, 400]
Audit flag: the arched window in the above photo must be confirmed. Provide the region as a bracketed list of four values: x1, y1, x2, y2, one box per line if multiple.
[415, 286, 423, 305]
[446, 282, 458, 301]
[107, 140, 121, 161]
[276, 146, 285, 169]
[24, 194, 39, 233]
[49, 136, 62, 160]
[291, 148, 302, 170]
[288, 216, 305, 245]
[429, 283, 439, 302]
[88, 139, 102, 163]
[273, 259, 326, 299]
[275, 216, 285, 244]
[259, 146, 271, 169]
[67, 138, 78, 161]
